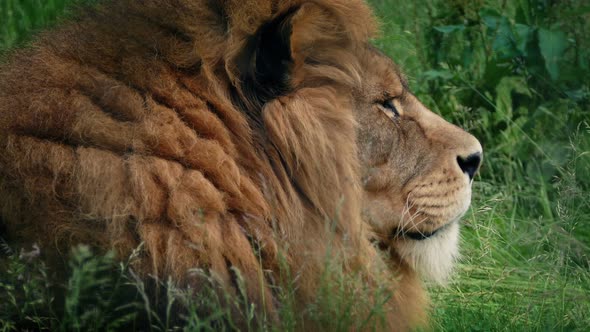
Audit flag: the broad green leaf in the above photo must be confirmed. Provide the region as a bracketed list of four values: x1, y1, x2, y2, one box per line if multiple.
[434, 25, 465, 33]
[479, 8, 502, 29]
[538, 28, 568, 80]
[421, 69, 454, 81]
[565, 87, 590, 102]
[514, 23, 534, 56]
[492, 17, 518, 59]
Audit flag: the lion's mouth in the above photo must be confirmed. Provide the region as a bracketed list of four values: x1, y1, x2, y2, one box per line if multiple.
[392, 220, 456, 241]
[395, 228, 440, 240]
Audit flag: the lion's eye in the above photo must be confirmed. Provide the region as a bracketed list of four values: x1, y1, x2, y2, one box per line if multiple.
[378, 98, 399, 118]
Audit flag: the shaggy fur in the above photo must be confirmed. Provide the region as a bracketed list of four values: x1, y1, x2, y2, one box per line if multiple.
[0, 0, 482, 330]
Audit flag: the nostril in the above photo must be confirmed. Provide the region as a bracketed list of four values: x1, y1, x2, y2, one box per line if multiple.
[457, 152, 482, 180]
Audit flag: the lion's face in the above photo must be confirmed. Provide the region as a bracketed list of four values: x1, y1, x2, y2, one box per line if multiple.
[353, 48, 483, 283]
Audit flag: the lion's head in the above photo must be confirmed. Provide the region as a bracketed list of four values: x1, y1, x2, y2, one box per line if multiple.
[229, 2, 482, 284]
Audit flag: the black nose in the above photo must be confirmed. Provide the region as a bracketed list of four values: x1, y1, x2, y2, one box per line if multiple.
[457, 153, 482, 180]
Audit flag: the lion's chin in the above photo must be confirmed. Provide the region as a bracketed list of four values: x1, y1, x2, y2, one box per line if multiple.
[393, 221, 460, 285]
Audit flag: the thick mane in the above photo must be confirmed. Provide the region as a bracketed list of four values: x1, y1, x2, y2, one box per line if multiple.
[0, 0, 426, 329]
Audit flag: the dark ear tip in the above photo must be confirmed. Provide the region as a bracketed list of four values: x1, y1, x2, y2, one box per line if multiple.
[236, 7, 300, 109]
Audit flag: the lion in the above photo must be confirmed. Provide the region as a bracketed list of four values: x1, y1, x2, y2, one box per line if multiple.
[0, 0, 482, 330]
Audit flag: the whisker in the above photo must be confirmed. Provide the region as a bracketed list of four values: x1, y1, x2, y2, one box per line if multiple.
[395, 192, 416, 238]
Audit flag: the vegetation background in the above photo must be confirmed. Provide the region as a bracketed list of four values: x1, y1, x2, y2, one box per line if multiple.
[1, 0, 589, 331]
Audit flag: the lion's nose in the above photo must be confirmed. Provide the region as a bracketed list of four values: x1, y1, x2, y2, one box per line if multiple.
[456, 152, 482, 180]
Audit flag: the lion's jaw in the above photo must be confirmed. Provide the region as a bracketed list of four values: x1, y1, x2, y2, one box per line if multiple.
[393, 215, 462, 284]
[390, 173, 473, 284]
[365, 175, 472, 284]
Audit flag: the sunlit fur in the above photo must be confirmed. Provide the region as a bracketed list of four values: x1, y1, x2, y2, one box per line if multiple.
[0, 0, 481, 330]
[394, 222, 461, 284]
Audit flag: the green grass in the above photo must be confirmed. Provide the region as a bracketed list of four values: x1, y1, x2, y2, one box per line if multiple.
[1, 0, 589, 331]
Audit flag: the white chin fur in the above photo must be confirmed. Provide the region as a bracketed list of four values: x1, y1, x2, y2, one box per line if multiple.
[394, 222, 460, 284]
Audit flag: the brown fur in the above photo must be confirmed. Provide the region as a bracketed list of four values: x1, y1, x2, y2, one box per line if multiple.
[0, 0, 482, 330]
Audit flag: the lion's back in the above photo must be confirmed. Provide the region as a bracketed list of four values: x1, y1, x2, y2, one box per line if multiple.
[0, 7, 273, 291]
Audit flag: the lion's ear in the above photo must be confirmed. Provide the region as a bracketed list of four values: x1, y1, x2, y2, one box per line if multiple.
[235, 8, 299, 109]
[233, 3, 368, 110]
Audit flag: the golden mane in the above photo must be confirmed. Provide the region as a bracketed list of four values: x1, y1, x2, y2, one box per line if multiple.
[0, 0, 427, 329]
